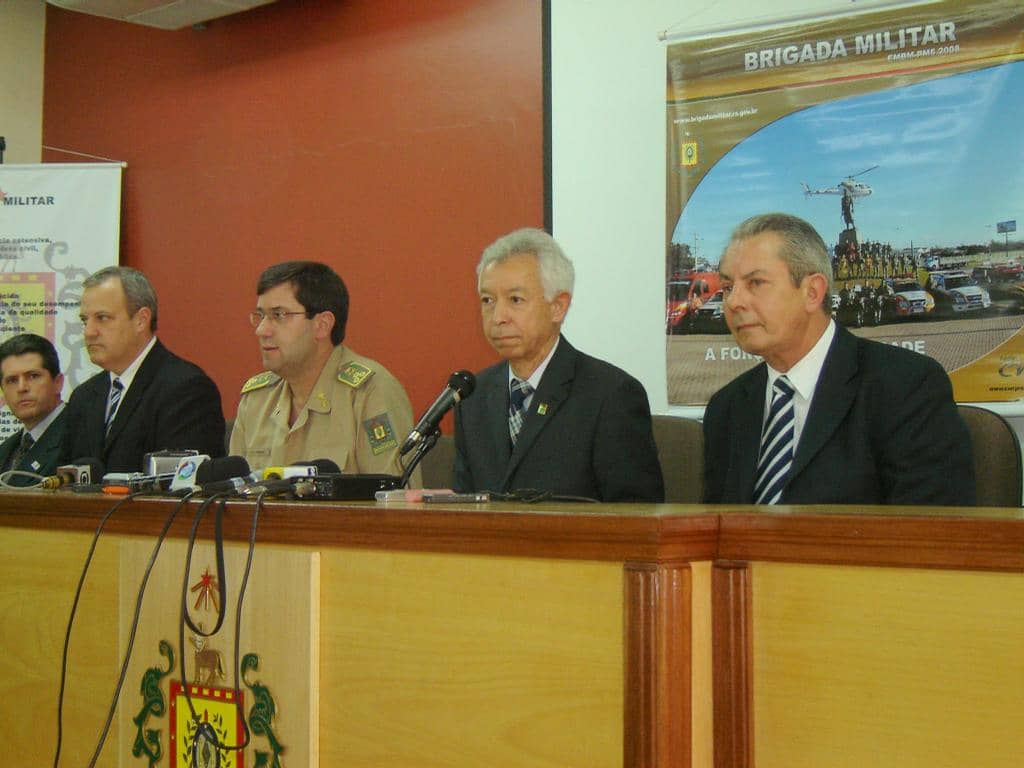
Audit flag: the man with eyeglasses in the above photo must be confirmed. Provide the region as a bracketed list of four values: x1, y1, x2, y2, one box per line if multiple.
[60, 266, 226, 472]
[230, 261, 417, 479]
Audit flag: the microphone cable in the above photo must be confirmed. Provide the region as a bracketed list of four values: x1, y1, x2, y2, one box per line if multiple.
[53, 490, 138, 767]
[0, 468, 45, 489]
[488, 488, 601, 504]
[181, 492, 230, 638]
[174, 489, 268, 760]
[52, 489, 189, 768]
[83, 490, 192, 768]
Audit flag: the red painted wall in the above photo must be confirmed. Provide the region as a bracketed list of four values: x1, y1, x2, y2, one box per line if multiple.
[42, 0, 543, 420]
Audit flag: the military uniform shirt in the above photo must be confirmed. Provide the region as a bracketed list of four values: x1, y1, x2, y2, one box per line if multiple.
[230, 345, 420, 484]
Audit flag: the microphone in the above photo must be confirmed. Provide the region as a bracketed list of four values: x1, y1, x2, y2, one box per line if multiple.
[195, 458, 327, 497]
[40, 459, 104, 490]
[167, 454, 212, 493]
[400, 370, 476, 455]
[261, 464, 323, 480]
[293, 459, 341, 474]
[100, 455, 212, 493]
[196, 455, 257, 495]
[236, 463, 321, 497]
[130, 472, 180, 493]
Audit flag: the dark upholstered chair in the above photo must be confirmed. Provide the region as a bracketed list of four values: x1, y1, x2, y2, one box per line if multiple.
[420, 434, 457, 489]
[418, 419, 706, 501]
[957, 405, 1022, 507]
[651, 414, 704, 504]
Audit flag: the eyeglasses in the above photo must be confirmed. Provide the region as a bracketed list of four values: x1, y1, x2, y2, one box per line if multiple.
[249, 309, 309, 327]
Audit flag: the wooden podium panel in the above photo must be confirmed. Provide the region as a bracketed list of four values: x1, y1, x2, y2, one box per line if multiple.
[0, 527, 120, 766]
[320, 548, 623, 766]
[752, 562, 1024, 768]
[1, 494, 1022, 768]
[0, 495, 717, 768]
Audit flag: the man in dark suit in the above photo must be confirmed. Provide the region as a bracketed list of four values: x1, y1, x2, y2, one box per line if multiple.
[454, 228, 663, 502]
[60, 266, 226, 473]
[703, 213, 974, 506]
[0, 334, 67, 485]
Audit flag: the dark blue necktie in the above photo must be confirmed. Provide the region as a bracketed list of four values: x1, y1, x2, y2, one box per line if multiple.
[105, 378, 124, 435]
[754, 375, 795, 504]
[508, 378, 533, 445]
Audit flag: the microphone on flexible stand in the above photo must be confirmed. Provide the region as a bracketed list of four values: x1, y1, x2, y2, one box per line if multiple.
[392, 370, 475, 489]
[400, 430, 439, 489]
[400, 370, 475, 456]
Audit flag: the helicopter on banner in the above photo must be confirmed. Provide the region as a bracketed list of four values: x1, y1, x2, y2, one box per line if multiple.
[802, 165, 878, 230]
[801, 165, 878, 200]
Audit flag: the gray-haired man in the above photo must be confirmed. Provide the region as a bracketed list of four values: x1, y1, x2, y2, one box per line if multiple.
[453, 228, 664, 502]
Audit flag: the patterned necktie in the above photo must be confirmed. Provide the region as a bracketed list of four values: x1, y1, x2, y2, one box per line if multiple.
[508, 378, 534, 446]
[754, 375, 796, 504]
[105, 378, 124, 435]
[6, 431, 34, 471]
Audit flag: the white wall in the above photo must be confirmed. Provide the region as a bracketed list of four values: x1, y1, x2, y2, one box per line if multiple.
[551, 0, 854, 416]
[0, 0, 46, 163]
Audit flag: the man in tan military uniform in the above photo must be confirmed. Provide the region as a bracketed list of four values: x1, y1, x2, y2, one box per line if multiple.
[230, 261, 419, 483]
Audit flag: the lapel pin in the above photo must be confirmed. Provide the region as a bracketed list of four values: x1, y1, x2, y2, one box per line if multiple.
[537, 403, 548, 415]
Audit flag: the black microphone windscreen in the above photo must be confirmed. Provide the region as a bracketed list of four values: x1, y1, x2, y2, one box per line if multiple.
[448, 370, 476, 398]
[196, 455, 250, 484]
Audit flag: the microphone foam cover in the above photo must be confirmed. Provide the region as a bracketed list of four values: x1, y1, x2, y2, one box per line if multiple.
[448, 370, 476, 398]
[196, 455, 250, 484]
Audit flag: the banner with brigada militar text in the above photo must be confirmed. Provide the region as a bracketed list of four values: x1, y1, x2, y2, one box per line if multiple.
[666, 0, 1024, 404]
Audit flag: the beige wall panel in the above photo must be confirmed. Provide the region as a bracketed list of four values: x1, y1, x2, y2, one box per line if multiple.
[0, 527, 120, 765]
[752, 562, 1024, 768]
[320, 549, 624, 768]
[0, 0, 45, 163]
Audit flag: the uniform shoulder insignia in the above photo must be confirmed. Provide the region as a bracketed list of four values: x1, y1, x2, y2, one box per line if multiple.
[240, 371, 279, 394]
[338, 361, 375, 388]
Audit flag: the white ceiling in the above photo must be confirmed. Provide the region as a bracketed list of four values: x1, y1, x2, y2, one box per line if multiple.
[47, 0, 277, 30]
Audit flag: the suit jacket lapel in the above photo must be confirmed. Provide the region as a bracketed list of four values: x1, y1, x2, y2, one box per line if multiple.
[82, 377, 110, 456]
[733, 364, 768, 501]
[483, 365, 513, 468]
[790, 325, 859, 479]
[503, 338, 574, 487]
[105, 341, 164, 449]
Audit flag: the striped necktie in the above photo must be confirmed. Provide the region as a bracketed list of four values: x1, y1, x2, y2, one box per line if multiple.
[753, 375, 796, 504]
[6, 430, 34, 471]
[105, 378, 124, 435]
[508, 378, 533, 445]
